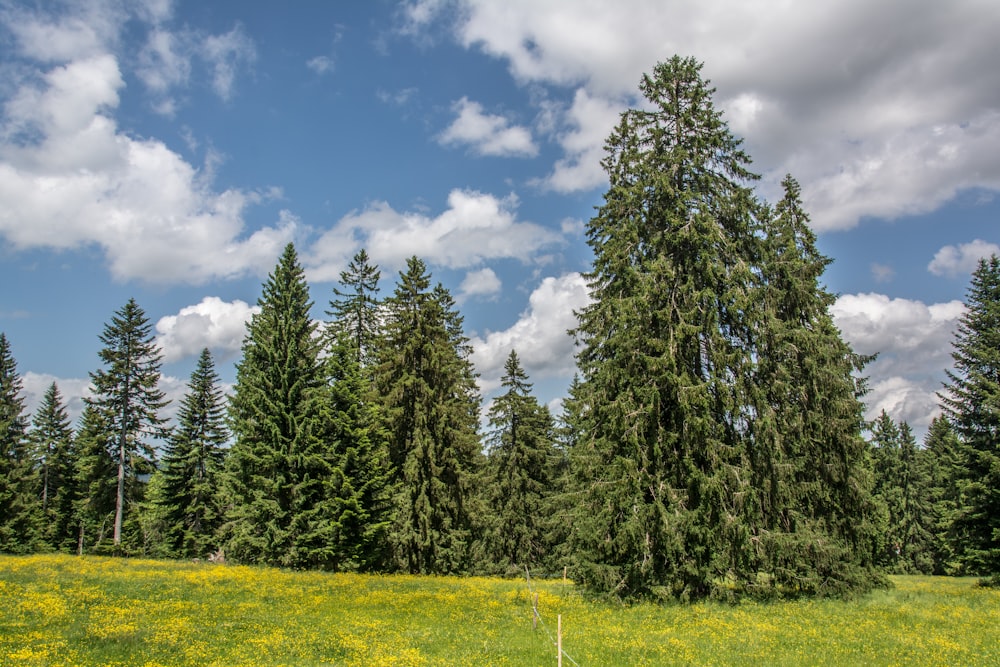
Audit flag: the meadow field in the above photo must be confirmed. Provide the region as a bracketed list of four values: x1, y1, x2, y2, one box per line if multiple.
[0, 554, 997, 666]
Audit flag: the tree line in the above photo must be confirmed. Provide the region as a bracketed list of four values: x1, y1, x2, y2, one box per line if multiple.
[1, 57, 996, 600]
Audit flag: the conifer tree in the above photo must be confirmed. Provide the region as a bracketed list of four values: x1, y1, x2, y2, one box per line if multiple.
[71, 403, 117, 554]
[327, 248, 382, 367]
[87, 298, 168, 552]
[224, 243, 338, 568]
[480, 350, 557, 573]
[323, 331, 392, 570]
[375, 257, 482, 574]
[0, 333, 41, 552]
[569, 59, 881, 599]
[158, 348, 228, 558]
[921, 415, 965, 574]
[29, 382, 76, 550]
[940, 254, 1000, 583]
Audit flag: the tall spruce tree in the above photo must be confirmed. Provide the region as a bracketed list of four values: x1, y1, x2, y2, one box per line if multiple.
[570, 57, 764, 599]
[225, 243, 338, 568]
[570, 58, 881, 599]
[87, 299, 168, 552]
[940, 254, 1000, 583]
[0, 333, 41, 553]
[752, 175, 882, 593]
[326, 248, 382, 367]
[29, 382, 76, 550]
[375, 257, 482, 574]
[480, 350, 557, 574]
[158, 348, 229, 558]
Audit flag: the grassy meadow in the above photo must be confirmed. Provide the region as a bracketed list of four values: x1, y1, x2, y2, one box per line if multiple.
[0, 554, 997, 666]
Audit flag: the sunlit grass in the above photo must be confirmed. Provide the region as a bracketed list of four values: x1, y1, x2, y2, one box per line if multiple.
[1, 554, 997, 666]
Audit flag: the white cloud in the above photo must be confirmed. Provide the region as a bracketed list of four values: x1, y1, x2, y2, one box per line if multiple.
[421, 0, 1000, 227]
[536, 88, 621, 193]
[200, 24, 256, 101]
[307, 55, 335, 75]
[438, 97, 537, 157]
[21, 372, 91, 428]
[928, 239, 1000, 278]
[470, 272, 591, 393]
[458, 268, 502, 302]
[155, 297, 260, 364]
[0, 50, 294, 284]
[831, 293, 964, 433]
[305, 189, 563, 281]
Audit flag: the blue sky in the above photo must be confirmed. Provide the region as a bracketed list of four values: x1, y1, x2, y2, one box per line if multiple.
[1, 0, 997, 440]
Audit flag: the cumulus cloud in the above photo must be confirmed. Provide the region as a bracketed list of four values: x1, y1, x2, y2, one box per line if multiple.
[536, 88, 621, 193]
[155, 297, 260, 364]
[0, 18, 293, 284]
[305, 189, 563, 282]
[438, 97, 537, 157]
[458, 268, 502, 302]
[21, 372, 91, 428]
[470, 272, 591, 393]
[416, 0, 1000, 228]
[831, 293, 964, 432]
[928, 239, 1000, 278]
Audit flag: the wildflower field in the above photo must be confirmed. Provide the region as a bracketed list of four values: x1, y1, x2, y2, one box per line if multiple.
[0, 555, 997, 666]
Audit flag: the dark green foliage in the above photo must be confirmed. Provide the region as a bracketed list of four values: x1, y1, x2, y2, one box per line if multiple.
[375, 257, 482, 574]
[224, 243, 340, 569]
[921, 416, 965, 574]
[569, 57, 883, 600]
[941, 254, 1000, 583]
[869, 412, 934, 573]
[0, 334, 42, 553]
[72, 403, 118, 554]
[87, 298, 169, 552]
[479, 350, 557, 574]
[326, 248, 382, 368]
[29, 382, 76, 550]
[322, 331, 393, 571]
[158, 349, 229, 558]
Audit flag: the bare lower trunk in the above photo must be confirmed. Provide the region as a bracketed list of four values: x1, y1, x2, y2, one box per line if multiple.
[114, 434, 125, 547]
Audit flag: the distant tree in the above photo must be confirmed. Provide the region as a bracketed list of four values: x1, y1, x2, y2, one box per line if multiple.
[920, 415, 965, 574]
[940, 254, 1000, 583]
[479, 350, 557, 574]
[0, 333, 41, 552]
[158, 349, 229, 558]
[374, 257, 482, 574]
[87, 298, 169, 552]
[29, 382, 76, 550]
[224, 243, 339, 568]
[326, 248, 382, 367]
[72, 403, 117, 554]
[869, 411, 904, 568]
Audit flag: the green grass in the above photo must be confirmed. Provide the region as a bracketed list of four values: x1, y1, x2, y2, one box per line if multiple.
[1, 554, 997, 666]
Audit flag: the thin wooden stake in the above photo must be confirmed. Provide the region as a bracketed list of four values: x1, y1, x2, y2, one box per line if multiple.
[563, 566, 567, 582]
[532, 592, 539, 629]
[557, 614, 562, 667]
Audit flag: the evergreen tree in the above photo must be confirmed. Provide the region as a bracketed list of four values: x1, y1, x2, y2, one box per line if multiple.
[752, 175, 883, 594]
[375, 257, 482, 574]
[0, 333, 41, 552]
[921, 415, 965, 574]
[870, 411, 904, 569]
[570, 57, 764, 599]
[940, 254, 1000, 583]
[326, 248, 382, 367]
[569, 58, 881, 599]
[87, 298, 168, 552]
[224, 243, 338, 568]
[158, 349, 229, 558]
[72, 403, 117, 554]
[29, 382, 76, 550]
[323, 331, 392, 570]
[479, 350, 557, 574]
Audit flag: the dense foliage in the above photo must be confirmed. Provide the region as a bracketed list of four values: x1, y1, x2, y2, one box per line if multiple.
[0, 57, 995, 598]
